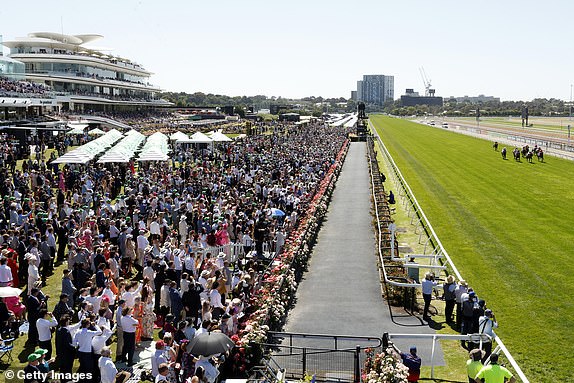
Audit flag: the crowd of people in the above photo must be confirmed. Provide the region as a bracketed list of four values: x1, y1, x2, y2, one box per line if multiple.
[0, 78, 51, 97]
[0, 118, 350, 383]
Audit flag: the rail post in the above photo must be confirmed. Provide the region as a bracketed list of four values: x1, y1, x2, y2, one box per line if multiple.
[302, 348, 307, 378]
[354, 345, 361, 383]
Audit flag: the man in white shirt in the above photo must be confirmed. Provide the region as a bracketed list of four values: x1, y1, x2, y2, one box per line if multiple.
[151, 340, 168, 378]
[150, 217, 161, 239]
[209, 281, 225, 320]
[120, 307, 139, 366]
[36, 310, 58, 359]
[85, 287, 104, 313]
[99, 346, 131, 383]
[477, 309, 498, 363]
[73, 319, 102, 375]
[115, 300, 126, 362]
[159, 280, 171, 311]
[92, 324, 114, 357]
[0, 258, 13, 286]
[121, 282, 142, 308]
[136, 230, 149, 269]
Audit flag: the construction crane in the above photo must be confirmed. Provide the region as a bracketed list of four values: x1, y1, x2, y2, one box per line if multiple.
[419, 67, 435, 97]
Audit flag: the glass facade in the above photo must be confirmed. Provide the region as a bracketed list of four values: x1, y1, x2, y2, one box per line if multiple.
[24, 62, 149, 84]
[0, 57, 25, 80]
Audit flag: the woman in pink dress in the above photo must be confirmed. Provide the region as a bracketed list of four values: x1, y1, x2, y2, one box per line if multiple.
[215, 222, 230, 246]
[58, 171, 65, 192]
[4, 296, 26, 320]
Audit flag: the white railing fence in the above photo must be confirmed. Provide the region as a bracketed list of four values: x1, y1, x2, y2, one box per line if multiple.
[368, 120, 530, 383]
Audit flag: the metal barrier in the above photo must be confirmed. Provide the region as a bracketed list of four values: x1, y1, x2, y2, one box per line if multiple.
[368, 119, 530, 383]
[255, 331, 500, 382]
[195, 242, 272, 264]
[263, 331, 383, 383]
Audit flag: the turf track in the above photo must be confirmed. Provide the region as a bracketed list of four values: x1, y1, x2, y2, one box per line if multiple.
[371, 115, 574, 382]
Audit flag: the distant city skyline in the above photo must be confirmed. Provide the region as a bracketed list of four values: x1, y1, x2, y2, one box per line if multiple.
[1, 0, 573, 101]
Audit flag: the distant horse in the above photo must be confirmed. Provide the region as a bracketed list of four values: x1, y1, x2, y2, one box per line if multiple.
[493, 141, 499, 151]
[537, 149, 544, 162]
[513, 148, 521, 161]
[521, 145, 530, 158]
[501, 147, 507, 160]
[525, 151, 533, 163]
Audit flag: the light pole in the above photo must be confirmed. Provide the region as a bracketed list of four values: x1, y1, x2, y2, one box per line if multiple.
[570, 84, 572, 121]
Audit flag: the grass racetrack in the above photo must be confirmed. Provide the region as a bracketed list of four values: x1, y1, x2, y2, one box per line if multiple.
[371, 115, 574, 382]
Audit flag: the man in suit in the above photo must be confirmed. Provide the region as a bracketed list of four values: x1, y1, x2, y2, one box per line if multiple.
[55, 315, 78, 382]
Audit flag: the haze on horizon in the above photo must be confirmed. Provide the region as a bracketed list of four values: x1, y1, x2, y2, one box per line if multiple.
[1, 0, 572, 102]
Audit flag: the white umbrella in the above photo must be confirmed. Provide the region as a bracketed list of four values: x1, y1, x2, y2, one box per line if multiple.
[0, 286, 22, 298]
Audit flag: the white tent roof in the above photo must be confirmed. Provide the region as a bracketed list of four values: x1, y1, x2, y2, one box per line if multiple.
[53, 129, 123, 164]
[88, 128, 105, 135]
[209, 131, 232, 142]
[137, 131, 169, 161]
[189, 131, 213, 143]
[97, 130, 145, 164]
[169, 131, 189, 141]
[66, 126, 86, 135]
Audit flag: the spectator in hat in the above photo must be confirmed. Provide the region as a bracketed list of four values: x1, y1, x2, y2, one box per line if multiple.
[61, 269, 77, 307]
[400, 346, 421, 382]
[443, 275, 456, 324]
[26, 288, 44, 345]
[53, 293, 73, 321]
[474, 354, 515, 383]
[151, 340, 168, 378]
[477, 309, 498, 362]
[55, 315, 79, 382]
[24, 353, 41, 383]
[421, 272, 437, 320]
[34, 348, 51, 374]
[455, 280, 468, 330]
[115, 299, 126, 362]
[99, 346, 131, 383]
[466, 349, 484, 383]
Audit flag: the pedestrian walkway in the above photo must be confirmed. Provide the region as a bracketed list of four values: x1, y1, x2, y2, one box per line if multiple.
[283, 142, 444, 365]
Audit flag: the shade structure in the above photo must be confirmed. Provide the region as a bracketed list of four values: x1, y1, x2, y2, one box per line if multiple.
[170, 131, 189, 141]
[187, 332, 235, 356]
[66, 126, 86, 135]
[209, 131, 232, 142]
[97, 129, 145, 164]
[52, 129, 123, 164]
[189, 131, 213, 143]
[137, 150, 169, 161]
[88, 128, 105, 135]
[0, 286, 23, 298]
[137, 131, 169, 161]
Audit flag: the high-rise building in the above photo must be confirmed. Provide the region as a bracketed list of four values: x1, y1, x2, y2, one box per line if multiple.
[355, 75, 394, 105]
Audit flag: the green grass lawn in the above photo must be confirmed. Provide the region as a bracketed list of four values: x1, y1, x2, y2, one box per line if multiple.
[371, 115, 574, 382]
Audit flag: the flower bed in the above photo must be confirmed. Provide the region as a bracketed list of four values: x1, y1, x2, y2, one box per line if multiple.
[362, 348, 409, 383]
[229, 139, 350, 375]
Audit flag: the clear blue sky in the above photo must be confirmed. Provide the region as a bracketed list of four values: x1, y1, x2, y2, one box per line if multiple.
[1, 0, 572, 101]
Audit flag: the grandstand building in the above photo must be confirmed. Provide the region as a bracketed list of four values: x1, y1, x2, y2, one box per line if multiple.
[1, 32, 169, 112]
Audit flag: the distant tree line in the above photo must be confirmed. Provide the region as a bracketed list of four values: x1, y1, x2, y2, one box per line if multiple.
[160, 92, 357, 115]
[383, 98, 572, 117]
